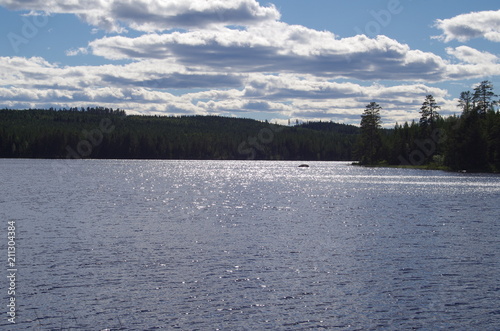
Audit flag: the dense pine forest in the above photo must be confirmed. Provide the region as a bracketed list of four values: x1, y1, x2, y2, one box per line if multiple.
[0, 107, 358, 161]
[357, 80, 500, 173]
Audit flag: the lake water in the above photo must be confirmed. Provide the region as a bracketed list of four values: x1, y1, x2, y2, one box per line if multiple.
[1, 159, 499, 330]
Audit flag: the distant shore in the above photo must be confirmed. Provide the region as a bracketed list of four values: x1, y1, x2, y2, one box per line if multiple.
[351, 162, 497, 174]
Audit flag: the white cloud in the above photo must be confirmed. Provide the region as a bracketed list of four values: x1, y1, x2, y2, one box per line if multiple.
[443, 46, 500, 80]
[87, 24, 449, 82]
[65, 47, 89, 56]
[0, 56, 457, 125]
[0, 0, 279, 32]
[85, 21, 500, 83]
[446, 46, 498, 64]
[3, 0, 498, 85]
[434, 10, 500, 43]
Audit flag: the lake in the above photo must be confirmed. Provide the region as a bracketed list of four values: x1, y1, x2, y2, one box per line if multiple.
[1, 159, 499, 330]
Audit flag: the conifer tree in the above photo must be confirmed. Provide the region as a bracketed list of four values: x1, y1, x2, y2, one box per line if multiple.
[473, 80, 497, 115]
[358, 102, 382, 164]
[458, 91, 473, 115]
[419, 95, 440, 133]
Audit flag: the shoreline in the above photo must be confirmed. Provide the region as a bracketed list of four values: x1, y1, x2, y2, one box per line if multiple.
[1, 157, 497, 173]
[351, 162, 498, 174]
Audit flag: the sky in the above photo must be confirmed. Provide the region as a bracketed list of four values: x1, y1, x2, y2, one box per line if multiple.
[0, 0, 499, 127]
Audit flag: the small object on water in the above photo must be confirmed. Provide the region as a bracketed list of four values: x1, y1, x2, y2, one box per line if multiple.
[298, 164, 309, 168]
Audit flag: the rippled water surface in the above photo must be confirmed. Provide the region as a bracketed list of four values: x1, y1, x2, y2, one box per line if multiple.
[1, 159, 499, 330]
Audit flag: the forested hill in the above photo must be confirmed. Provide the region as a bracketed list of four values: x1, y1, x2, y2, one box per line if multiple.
[297, 121, 360, 135]
[0, 108, 358, 161]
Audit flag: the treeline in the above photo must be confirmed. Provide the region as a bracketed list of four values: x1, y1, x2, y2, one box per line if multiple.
[357, 80, 500, 172]
[0, 108, 358, 161]
[5, 80, 497, 171]
[44, 106, 127, 116]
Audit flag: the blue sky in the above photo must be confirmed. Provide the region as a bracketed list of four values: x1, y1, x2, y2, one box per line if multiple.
[1, 0, 499, 126]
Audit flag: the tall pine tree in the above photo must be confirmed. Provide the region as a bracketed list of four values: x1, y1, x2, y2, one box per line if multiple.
[419, 95, 440, 133]
[473, 80, 497, 115]
[458, 91, 473, 115]
[358, 102, 382, 164]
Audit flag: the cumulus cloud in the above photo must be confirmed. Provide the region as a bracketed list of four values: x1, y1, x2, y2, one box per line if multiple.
[0, 0, 279, 32]
[0, 56, 456, 125]
[88, 24, 449, 81]
[65, 47, 89, 56]
[446, 46, 498, 64]
[442, 46, 500, 80]
[434, 10, 500, 43]
[242, 74, 366, 100]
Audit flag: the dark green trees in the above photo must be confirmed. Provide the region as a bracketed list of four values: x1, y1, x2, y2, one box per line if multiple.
[473, 80, 498, 115]
[458, 91, 473, 114]
[0, 108, 358, 161]
[445, 81, 499, 171]
[367, 81, 500, 172]
[419, 95, 440, 133]
[357, 102, 382, 164]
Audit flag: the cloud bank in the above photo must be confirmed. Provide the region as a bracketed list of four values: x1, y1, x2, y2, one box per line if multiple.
[434, 9, 500, 42]
[0, 1, 499, 126]
[0, 56, 456, 125]
[0, 0, 280, 32]
[86, 25, 452, 82]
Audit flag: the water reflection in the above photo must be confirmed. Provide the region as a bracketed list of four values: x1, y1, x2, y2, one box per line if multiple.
[0, 160, 498, 330]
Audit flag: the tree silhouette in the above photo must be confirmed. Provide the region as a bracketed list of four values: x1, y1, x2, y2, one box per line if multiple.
[458, 91, 473, 115]
[473, 80, 497, 116]
[358, 102, 382, 164]
[0, 108, 358, 161]
[419, 95, 440, 133]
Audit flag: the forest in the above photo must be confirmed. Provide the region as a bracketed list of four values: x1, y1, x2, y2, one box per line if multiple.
[0, 107, 358, 161]
[1, 80, 498, 172]
[357, 80, 500, 173]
